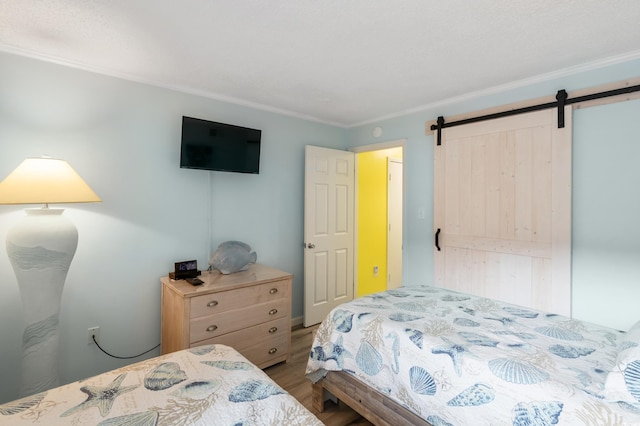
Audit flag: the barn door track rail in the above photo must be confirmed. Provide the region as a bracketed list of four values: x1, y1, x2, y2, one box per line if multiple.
[431, 84, 640, 146]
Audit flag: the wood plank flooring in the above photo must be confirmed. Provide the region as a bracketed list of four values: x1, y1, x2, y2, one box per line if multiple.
[264, 325, 373, 426]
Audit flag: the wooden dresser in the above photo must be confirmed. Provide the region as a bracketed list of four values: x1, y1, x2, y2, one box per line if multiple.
[160, 263, 292, 369]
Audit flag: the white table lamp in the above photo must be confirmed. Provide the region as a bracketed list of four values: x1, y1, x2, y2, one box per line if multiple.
[0, 157, 100, 396]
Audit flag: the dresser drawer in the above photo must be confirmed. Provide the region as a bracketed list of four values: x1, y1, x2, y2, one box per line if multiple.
[238, 331, 289, 368]
[189, 298, 289, 344]
[194, 316, 289, 352]
[190, 280, 288, 319]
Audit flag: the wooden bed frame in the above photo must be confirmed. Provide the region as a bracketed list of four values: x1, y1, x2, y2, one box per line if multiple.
[312, 371, 432, 426]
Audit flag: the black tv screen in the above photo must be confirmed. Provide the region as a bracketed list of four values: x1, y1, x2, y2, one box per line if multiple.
[180, 116, 261, 174]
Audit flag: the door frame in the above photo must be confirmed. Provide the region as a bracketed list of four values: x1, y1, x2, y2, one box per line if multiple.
[387, 157, 403, 290]
[351, 139, 406, 296]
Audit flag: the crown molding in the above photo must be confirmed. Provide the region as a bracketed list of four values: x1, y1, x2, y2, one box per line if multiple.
[2, 43, 638, 130]
[350, 49, 640, 128]
[0, 44, 348, 128]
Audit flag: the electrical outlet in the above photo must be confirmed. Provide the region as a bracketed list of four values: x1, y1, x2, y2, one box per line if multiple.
[88, 326, 100, 345]
[417, 207, 426, 220]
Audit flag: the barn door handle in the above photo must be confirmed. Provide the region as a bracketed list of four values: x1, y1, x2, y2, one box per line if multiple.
[435, 228, 441, 251]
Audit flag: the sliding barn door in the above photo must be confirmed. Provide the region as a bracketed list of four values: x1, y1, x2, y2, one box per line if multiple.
[434, 107, 572, 316]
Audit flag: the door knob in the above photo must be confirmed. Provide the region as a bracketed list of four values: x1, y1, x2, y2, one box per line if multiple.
[306, 243, 315, 249]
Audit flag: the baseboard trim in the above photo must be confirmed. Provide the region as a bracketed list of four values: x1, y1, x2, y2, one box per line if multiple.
[291, 316, 303, 330]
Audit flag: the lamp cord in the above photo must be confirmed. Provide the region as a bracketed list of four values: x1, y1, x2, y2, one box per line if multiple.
[92, 335, 160, 360]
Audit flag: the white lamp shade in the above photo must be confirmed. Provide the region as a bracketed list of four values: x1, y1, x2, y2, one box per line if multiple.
[0, 157, 101, 205]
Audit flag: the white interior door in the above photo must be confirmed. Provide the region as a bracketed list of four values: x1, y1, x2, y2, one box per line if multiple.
[387, 158, 403, 289]
[434, 107, 572, 315]
[304, 145, 355, 327]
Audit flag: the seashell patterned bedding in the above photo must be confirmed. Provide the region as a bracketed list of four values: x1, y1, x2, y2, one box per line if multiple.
[306, 286, 640, 425]
[0, 345, 322, 425]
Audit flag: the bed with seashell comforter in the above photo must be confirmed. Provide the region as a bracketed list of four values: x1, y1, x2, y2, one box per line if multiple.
[1, 344, 322, 425]
[306, 286, 640, 425]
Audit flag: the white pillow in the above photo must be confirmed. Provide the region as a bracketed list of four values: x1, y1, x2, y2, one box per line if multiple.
[604, 320, 640, 404]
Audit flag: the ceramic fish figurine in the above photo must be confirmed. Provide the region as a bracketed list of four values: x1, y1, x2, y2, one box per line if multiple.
[209, 241, 257, 274]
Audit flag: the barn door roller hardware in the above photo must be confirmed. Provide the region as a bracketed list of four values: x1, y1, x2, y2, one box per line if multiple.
[556, 89, 568, 128]
[431, 84, 640, 146]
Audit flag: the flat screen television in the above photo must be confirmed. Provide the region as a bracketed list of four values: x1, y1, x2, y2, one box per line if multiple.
[180, 116, 261, 174]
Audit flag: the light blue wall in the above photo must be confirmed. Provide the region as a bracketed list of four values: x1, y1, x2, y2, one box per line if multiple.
[0, 52, 347, 403]
[347, 58, 640, 333]
[1, 49, 639, 404]
[572, 99, 640, 329]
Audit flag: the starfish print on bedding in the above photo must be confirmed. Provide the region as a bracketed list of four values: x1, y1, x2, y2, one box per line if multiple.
[328, 335, 352, 368]
[431, 337, 477, 376]
[309, 335, 352, 369]
[61, 373, 138, 417]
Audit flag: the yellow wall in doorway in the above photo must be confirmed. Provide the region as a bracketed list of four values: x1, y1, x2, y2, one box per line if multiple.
[357, 147, 402, 297]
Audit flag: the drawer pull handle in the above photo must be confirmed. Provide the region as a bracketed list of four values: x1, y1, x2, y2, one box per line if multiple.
[268, 348, 278, 355]
[269, 309, 278, 316]
[268, 327, 278, 334]
[207, 301, 219, 308]
[206, 325, 218, 332]
[269, 288, 278, 294]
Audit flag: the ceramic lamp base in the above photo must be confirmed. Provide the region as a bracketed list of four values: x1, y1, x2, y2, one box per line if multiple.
[6, 208, 78, 396]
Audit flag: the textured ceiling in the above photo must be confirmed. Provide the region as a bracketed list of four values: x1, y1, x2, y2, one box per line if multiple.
[1, 1, 640, 126]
